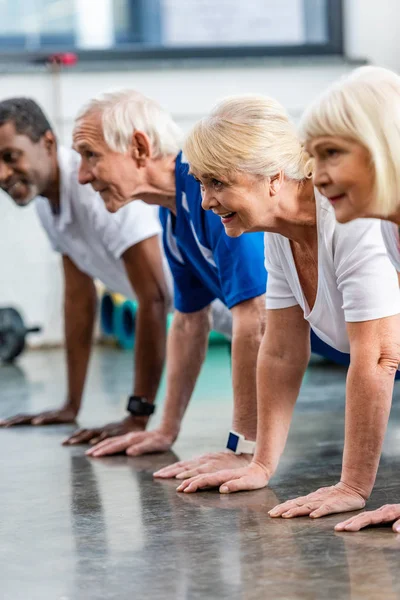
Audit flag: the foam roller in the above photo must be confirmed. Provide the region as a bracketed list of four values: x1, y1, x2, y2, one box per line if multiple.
[114, 299, 137, 350]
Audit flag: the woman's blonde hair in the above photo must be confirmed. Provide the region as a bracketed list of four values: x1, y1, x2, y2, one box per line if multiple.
[300, 66, 400, 216]
[184, 95, 312, 182]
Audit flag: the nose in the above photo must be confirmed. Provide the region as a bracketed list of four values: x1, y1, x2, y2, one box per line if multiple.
[0, 161, 13, 185]
[312, 159, 330, 190]
[78, 160, 94, 186]
[201, 187, 218, 211]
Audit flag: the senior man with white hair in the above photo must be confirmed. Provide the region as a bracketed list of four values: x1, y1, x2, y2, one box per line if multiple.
[73, 90, 268, 476]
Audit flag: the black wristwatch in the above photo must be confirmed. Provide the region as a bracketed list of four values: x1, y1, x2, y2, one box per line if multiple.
[127, 395, 155, 417]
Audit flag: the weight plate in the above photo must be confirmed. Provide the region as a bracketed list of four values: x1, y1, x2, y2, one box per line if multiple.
[0, 308, 26, 362]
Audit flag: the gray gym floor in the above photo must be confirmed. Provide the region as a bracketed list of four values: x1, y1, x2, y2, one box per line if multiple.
[1, 346, 400, 600]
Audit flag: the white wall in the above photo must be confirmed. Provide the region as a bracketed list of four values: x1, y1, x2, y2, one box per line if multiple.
[344, 0, 400, 72]
[0, 0, 397, 345]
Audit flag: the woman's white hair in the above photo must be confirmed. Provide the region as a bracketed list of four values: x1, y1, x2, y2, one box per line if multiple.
[300, 65, 400, 216]
[75, 89, 183, 158]
[184, 94, 312, 181]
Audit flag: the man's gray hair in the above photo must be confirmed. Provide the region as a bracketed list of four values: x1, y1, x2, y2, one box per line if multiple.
[75, 89, 183, 157]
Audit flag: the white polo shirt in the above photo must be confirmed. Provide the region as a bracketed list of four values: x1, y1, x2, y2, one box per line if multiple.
[35, 146, 164, 300]
[264, 192, 400, 353]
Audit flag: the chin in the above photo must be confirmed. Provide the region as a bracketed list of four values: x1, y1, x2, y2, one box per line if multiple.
[13, 196, 34, 208]
[223, 226, 245, 238]
[332, 206, 362, 224]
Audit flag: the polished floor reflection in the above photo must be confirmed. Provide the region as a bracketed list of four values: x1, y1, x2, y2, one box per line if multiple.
[1, 346, 400, 600]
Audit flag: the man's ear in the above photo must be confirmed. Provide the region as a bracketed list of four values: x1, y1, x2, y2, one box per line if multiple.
[269, 172, 284, 196]
[43, 130, 57, 155]
[131, 131, 151, 165]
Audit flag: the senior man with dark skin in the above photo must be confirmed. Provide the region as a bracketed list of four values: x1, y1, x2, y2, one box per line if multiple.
[72, 90, 267, 473]
[0, 98, 170, 444]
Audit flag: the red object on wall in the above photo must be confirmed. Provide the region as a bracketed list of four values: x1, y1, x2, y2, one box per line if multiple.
[48, 52, 78, 67]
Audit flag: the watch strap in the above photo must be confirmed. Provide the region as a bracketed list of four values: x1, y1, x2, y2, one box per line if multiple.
[127, 396, 155, 417]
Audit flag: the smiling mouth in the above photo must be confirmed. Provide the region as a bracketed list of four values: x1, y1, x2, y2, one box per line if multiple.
[327, 193, 346, 203]
[5, 181, 28, 195]
[217, 211, 236, 221]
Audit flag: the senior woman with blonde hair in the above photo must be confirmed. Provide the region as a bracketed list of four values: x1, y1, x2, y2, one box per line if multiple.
[300, 65, 400, 533]
[171, 93, 400, 524]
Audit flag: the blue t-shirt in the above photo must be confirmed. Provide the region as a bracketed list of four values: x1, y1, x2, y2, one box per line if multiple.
[159, 153, 267, 313]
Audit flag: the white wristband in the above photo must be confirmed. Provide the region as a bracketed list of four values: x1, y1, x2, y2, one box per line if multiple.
[226, 430, 256, 455]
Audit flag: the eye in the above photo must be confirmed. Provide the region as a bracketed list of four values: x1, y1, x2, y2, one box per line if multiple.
[2, 151, 19, 164]
[211, 178, 223, 190]
[82, 150, 98, 160]
[325, 148, 340, 158]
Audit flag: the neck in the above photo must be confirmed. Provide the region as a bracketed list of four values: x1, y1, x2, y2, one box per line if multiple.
[42, 156, 60, 210]
[135, 154, 177, 214]
[383, 208, 400, 227]
[262, 178, 317, 246]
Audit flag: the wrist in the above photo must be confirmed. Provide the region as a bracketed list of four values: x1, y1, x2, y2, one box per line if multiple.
[62, 400, 80, 417]
[339, 479, 371, 501]
[340, 465, 376, 500]
[123, 414, 149, 428]
[251, 458, 273, 480]
[159, 419, 180, 441]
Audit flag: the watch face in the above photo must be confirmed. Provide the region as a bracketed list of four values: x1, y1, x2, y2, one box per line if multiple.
[226, 432, 239, 452]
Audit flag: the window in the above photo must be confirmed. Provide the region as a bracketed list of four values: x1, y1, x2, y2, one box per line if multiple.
[0, 0, 343, 58]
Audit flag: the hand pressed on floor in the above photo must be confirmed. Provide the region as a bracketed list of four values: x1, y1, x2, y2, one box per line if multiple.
[153, 450, 252, 480]
[269, 482, 366, 519]
[0, 407, 77, 427]
[62, 415, 148, 446]
[86, 428, 175, 457]
[335, 504, 400, 533]
[176, 462, 270, 494]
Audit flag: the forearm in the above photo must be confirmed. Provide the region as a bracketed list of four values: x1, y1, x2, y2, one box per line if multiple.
[159, 309, 210, 438]
[132, 299, 167, 403]
[64, 290, 97, 413]
[253, 334, 308, 476]
[231, 327, 261, 440]
[341, 362, 395, 498]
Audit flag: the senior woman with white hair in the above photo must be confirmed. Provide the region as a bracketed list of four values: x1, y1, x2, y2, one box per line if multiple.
[172, 94, 400, 524]
[300, 65, 400, 533]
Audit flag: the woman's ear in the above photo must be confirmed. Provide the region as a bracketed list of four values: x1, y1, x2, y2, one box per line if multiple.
[131, 131, 151, 166]
[269, 172, 284, 196]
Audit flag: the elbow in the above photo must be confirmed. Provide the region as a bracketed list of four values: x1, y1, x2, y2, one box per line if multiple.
[377, 346, 400, 376]
[137, 285, 171, 315]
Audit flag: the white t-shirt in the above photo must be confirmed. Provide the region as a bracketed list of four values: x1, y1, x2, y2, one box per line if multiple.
[264, 192, 400, 353]
[381, 220, 400, 272]
[35, 146, 165, 300]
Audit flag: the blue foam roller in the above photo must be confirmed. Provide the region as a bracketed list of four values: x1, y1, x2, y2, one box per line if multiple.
[100, 292, 115, 337]
[114, 300, 137, 350]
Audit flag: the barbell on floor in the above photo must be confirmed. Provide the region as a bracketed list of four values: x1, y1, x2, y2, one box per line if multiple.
[0, 308, 41, 363]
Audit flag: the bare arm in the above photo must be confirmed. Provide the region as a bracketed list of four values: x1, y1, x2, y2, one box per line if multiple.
[122, 236, 169, 411]
[63, 254, 98, 414]
[269, 314, 400, 520]
[340, 315, 400, 498]
[159, 307, 211, 437]
[253, 304, 310, 475]
[230, 295, 266, 439]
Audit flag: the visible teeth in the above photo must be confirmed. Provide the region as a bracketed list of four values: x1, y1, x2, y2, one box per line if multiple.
[221, 212, 235, 218]
[9, 181, 23, 193]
